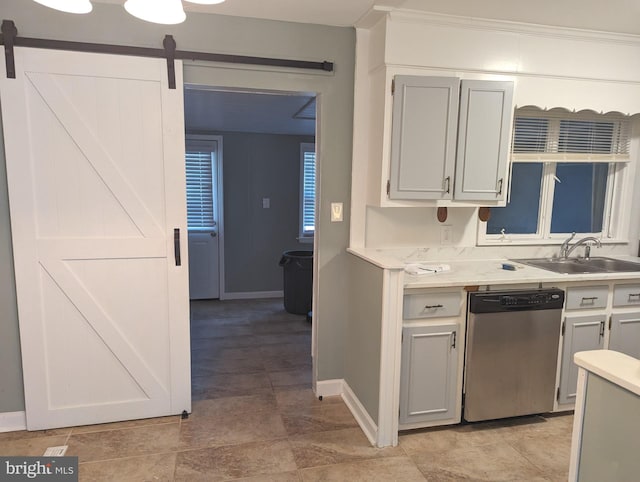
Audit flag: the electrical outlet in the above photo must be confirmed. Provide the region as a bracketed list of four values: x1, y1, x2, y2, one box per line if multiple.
[440, 225, 453, 245]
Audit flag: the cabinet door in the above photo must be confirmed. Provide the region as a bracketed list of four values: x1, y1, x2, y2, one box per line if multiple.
[400, 323, 458, 426]
[389, 76, 459, 200]
[609, 312, 640, 359]
[558, 315, 605, 405]
[454, 80, 514, 201]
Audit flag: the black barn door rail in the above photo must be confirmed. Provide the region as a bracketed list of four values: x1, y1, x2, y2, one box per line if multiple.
[0, 19, 334, 89]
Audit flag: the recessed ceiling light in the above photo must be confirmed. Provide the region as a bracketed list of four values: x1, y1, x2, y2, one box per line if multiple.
[33, 0, 93, 14]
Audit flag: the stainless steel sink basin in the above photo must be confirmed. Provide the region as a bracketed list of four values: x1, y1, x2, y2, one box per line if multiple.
[512, 257, 640, 274]
[577, 257, 640, 272]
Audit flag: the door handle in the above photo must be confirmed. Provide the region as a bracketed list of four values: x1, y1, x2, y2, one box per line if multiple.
[174, 228, 181, 266]
[210, 232, 217, 238]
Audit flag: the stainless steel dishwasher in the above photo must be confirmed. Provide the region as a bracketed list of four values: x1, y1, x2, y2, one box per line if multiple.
[464, 288, 564, 422]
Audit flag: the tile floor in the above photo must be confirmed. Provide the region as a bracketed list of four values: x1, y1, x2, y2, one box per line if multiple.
[1, 298, 573, 481]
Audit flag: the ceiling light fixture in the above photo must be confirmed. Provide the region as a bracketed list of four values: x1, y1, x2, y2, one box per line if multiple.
[124, 0, 186, 25]
[31, 0, 227, 24]
[33, 0, 93, 14]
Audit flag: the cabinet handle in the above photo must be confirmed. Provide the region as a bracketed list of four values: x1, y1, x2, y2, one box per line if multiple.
[581, 296, 598, 304]
[444, 176, 451, 194]
[599, 321, 605, 338]
[497, 178, 504, 195]
[451, 331, 457, 349]
[628, 293, 640, 300]
[423, 304, 444, 310]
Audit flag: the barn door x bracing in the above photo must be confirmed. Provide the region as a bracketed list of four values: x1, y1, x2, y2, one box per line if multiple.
[0, 48, 191, 430]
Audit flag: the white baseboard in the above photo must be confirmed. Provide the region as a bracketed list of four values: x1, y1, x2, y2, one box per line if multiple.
[315, 379, 344, 398]
[221, 290, 284, 300]
[342, 381, 378, 447]
[0, 411, 26, 433]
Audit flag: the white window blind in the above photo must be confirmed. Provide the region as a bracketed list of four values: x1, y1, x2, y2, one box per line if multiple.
[300, 143, 316, 237]
[185, 149, 215, 230]
[512, 107, 631, 162]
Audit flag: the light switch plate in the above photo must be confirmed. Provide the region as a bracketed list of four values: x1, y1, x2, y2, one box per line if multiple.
[331, 202, 343, 222]
[262, 198, 270, 209]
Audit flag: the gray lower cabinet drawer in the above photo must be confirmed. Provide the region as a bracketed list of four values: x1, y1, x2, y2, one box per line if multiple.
[403, 290, 462, 320]
[613, 284, 640, 307]
[565, 286, 608, 310]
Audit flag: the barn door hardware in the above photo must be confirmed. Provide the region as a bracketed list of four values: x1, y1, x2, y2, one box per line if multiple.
[1, 20, 17, 79]
[0, 19, 335, 89]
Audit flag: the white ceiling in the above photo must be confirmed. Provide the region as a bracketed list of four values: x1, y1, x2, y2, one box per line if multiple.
[96, 0, 640, 135]
[94, 0, 640, 34]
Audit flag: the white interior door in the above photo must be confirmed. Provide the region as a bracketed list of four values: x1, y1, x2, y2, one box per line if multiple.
[186, 136, 221, 300]
[0, 48, 191, 430]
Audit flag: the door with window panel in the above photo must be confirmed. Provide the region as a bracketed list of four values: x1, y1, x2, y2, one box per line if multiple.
[186, 136, 221, 300]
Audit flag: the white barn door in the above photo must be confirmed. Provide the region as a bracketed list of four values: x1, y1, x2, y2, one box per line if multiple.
[0, 48, 191, 430]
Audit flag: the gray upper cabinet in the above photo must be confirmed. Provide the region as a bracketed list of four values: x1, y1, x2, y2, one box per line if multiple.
[454, 80, 514, 201]
[389, 76, 459, 200]
[389, 75, 514, 203]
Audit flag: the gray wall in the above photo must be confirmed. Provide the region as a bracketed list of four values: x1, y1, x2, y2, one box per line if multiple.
[346, 256, 384, 424]
[0, 110, 24, 412]
[0, 0, 354, 413]
[213, 131, 314, 293]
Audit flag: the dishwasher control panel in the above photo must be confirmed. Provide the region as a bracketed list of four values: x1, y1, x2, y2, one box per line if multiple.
[500, 292, 562, 306]
[469, 289, 565, 313]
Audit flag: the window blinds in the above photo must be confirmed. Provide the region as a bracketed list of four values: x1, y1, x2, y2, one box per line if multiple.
[301, 149, 316, 234]
[185, 150, 215, 230]
[512, 108, 631, 162]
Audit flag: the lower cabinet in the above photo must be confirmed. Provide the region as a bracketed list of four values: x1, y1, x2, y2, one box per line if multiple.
[558, 314, 605, 405]
[399, 323, 458, 426]
[609, 312, 640, 360]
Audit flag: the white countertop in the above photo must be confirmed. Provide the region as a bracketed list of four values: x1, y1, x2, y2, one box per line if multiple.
[574, 350, 640, 398]
[347, 247, 640, 288]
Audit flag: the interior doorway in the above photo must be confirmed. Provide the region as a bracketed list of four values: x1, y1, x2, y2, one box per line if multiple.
[183, 86, 316, 301]
[183, 86, 318, 402]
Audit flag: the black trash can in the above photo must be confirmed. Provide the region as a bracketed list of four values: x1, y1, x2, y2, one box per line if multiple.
[279, 250, 313, 315]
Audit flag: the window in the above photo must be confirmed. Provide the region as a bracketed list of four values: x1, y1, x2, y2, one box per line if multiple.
[185, 137, 219, 231]
[300, 143, 316, 241]
[482, 108, 631, 243]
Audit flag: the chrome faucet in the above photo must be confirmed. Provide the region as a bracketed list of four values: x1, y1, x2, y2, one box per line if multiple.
[560, 232, 602, 260]
[559, 232, 576, 259]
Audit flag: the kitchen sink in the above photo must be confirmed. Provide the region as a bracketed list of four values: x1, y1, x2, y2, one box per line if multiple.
[576, 257, 640, 272]
[512, 257, 640, 274]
